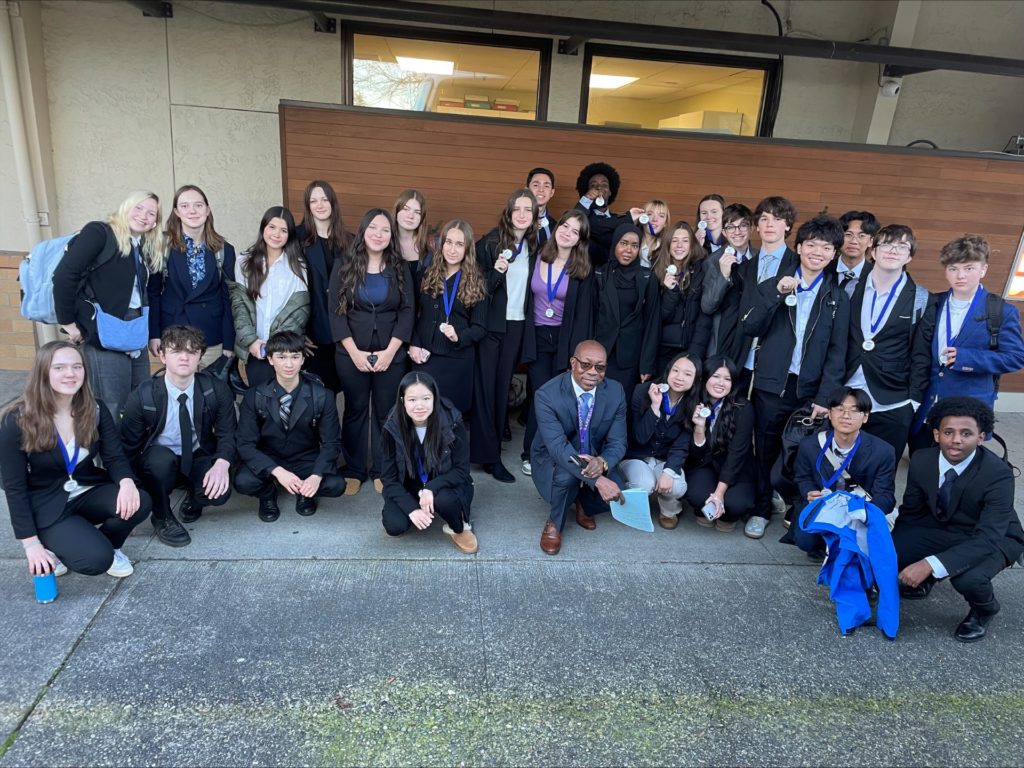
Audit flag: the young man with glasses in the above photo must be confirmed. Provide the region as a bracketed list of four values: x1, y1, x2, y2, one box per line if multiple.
[827, 211, 880, 296]
[702, 203, 755, 362]
[530, 340, 627, 555]
[842, 224, 931, 462]
[792, 386, 897, 559]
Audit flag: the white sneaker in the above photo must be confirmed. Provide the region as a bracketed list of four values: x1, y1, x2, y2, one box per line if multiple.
[522, 460, 532, 476]
[106, 549, 134, 578]
[47, 550, 68, 577]
[772, 491, 787, 516]
[744, 517, 769, 539]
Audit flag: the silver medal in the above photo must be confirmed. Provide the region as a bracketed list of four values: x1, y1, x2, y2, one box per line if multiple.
[539, 216, 548, 228]
[638, 214, 649, 225]
[699, 407, 712, 418]
[595, 196, 605, 207]
[862, 339, 875, 351]
[658, 383, 669, 393]
[63, 478, 78, 492]
[939, 353, 949, 365]
[439, 323, 449, 332]
[785, 294, 798, 306]
[544, 307, 554, 318]
[725, 246, 735, 255]
[666, 265, 677, 275]
[821, 488, 831, 496]
[500, 249, 513, 260]
[697, 220, 708, 231]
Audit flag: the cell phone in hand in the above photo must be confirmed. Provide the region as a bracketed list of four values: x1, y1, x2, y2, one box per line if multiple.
[702, 501, 717, 520]
[569, 454, 586, 469]
[367, 354, 378, 366]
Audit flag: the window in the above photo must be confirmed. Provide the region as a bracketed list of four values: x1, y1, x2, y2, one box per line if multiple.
[348, 25, 550, 121]
[1006, 236, 1024, 301]
[580, 45, 778, 137]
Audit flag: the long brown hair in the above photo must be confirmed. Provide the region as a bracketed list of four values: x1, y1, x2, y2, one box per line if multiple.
[1, 342, 98, 454]
[334, 208, 406, 314]
[496, 188, 538, 257]
[165, 185, 227, 254]
[393, 189, 428, 259]
[420, 220, 486, 307]
[655, 221, 706, 290]
[539, 210, 591, 281]
[301, 180, 353, 255]
[240, 207, 307, 303]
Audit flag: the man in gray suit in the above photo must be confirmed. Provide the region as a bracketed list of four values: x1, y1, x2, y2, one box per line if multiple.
[531, 340, 627, 555]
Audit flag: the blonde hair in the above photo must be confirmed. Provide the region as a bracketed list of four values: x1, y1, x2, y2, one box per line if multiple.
[421, 220, 487, 307]
[641, 199, 670, 265]
[109, 190, 167, 272]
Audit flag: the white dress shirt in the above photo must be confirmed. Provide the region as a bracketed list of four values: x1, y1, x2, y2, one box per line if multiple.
[788, 277, 822, 375]
[236, 251, 307, 341]
[925, 450, 976, 578]
[155, 376, 198, 456]
[942, 291, 976, 350]
[744, 243, 788, 370]
[129, 235, 144, 309]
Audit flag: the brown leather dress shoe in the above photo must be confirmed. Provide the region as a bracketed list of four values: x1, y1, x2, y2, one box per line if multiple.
[540, 521, 561, 555]
[659, 514, 678, 530]
[575, 500, 596, 530]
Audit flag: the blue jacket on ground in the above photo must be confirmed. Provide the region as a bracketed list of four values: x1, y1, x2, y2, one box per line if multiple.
[800, 492, 899, 639]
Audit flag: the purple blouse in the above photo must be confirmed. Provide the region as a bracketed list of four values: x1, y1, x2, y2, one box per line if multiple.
[531, 258, 569, 326]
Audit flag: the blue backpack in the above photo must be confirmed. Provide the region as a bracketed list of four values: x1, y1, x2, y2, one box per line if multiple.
[19, 227, 117, 324]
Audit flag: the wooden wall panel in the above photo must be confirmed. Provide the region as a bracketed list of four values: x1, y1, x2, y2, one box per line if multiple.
[281, 102, 1024, 392]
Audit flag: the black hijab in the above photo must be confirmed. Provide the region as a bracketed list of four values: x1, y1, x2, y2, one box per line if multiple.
[610, 222, 643, 287]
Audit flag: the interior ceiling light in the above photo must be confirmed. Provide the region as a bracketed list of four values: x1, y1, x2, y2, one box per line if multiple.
[396, 56, 455, 75]
[589, 74, 639, 89]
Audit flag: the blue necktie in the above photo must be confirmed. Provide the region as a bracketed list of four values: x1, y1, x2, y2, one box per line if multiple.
[937, 468, 958, 517]
[579, 393, 593, 453]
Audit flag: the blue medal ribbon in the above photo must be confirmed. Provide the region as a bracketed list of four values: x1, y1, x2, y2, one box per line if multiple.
[662, 391, 679, 417]
[868, 273, 905, 334]
[508, 238, 526, 263]
[795, 267, 824, 295]
[416, 449, 428, 485]
[944, 287, 985, 349]
[815, 431, 861, 490]
[706, 399, 722, 428]
[577, 393, 595, 454]
[441, 270, 461, 321]
[546, 263, 567, 306]
[57, 434, 80, 482]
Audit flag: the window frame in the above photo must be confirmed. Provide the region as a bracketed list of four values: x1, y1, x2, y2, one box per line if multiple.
[1003, 230, 1024, 302]
[578, 43, 781, 137]
[342, 21, 552, 121]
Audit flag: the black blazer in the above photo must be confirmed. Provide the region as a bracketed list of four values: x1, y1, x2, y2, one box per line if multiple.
[683, 397, 756, 486]
[121, 371, 238, 473]
[147, 242, 236, 349]
[896, 446, 1024, 575]
[625, 382, 691, 474]
[592, 264, 661, 376]
[296, 225, 343, 346]
[521, 264, 594, 371]
[53, 221, 150, 350]
[794, 430, 897, 516]
[329, 260, 415, 353]
[476, 228, 535, 333]
[236, 374, 341, 479]
[659, 266, 713, 359]
[535, 210, 559, 251]
[826, 257, 873, 296]
[844, 273, 930, 405]
[573, 201, 633, 266]
[742, 267, 850, 406]
[1, 406, 136, 538]
[410, 272, 489, 359]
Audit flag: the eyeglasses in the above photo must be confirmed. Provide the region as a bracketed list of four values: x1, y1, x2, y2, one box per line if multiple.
[843, 232, 873, 241]
[723, 223, 750, 233]
[572, 359, 607, 373]
[875, 243, 912, 256]
[830, 407, 866, 417]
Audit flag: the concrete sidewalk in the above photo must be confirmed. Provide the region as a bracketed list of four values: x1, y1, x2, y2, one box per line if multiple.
[2, 413, 1023, 766]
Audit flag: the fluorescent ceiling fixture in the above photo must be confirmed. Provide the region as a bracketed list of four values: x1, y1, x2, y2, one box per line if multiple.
[396, 56, 454, 75]
[590, 74, 639, 89]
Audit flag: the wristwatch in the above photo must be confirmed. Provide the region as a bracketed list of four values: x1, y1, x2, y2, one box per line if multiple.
[418, 488, 426, 498]
[599, 457, 609, 474]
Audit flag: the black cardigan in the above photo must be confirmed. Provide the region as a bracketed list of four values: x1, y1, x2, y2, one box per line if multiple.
[592, 264, 661, 376]
[476, 228, 536, 333]
[1, 406, 137, 538]
[659, 266, 713, 359]
[410, 272, 488, 359]
[683, 398, 756, 486]
[296, 225, 343, 346]
[328, 260, 415, 353]
[624, 382, 691, 474]
[52, 221, 150, 350]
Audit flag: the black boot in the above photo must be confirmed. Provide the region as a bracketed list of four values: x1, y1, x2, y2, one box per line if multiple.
[295, 494, 317, 516]
[153, 516, 191, 547]
[259, 495, 281, 523]
[179, 493, 203, 523]
[955, 601, 1000, 643]
[490, 459, 515, 483]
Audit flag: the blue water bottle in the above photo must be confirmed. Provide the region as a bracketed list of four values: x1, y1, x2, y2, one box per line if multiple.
[34, 573, 57, 604]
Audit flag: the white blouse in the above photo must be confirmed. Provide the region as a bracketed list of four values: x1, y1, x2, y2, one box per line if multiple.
[236, 251, 306, 341]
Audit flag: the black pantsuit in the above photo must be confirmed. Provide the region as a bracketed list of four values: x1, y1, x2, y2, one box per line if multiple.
[37, 485, 151, 575]
[139, 446, 231, 521]
[683, 467, 756, 523]
[522, 324, 560, 462]
[752, 373, 806, 520]
[470, 322, 524, 464]
[863, 403, 914, 464]
[383, 486, 465, 536]
[305, 341, 342, 393]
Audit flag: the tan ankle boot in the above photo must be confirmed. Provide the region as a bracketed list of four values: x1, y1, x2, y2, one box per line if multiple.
[443, 524, 478, 554]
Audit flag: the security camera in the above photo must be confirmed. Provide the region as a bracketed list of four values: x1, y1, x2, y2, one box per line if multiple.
[881, 80, 901, 98]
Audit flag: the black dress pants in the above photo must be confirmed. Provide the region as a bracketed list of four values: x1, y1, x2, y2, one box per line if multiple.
[382, 486, 466, 536]
[752, 374, 807, 520]
[605, 353, 640, 406]
[471, 322, 524, 465]
[234, 462, 348, 500]
[682, 466, 756, 523]
[336, 344, 408, 481]
[863, 403, 914, 464]
[522, 325, 562, 462]
[37, 484, 152, 575]
[305, 340, 342, 393]
[139, 445, 231, 521]
[907, 421, 937, 455]
[244, 356, 276, 389]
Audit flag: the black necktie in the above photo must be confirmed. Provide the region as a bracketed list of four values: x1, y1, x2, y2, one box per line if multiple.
[840, 271, 854, 287]
[178, 393, 193, 476]
[937, 467, 958, 517]
[280, 393, 293, 430]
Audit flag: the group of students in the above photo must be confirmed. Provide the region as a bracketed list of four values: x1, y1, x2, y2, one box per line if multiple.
[3, 160, 1024, 642]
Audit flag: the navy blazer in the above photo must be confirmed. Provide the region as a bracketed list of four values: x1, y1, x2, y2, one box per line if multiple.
[296, 225, 341, 345]
[794, 430, 897, 517]
[625, 381, 691, 473]
[147, 242, 236, 349]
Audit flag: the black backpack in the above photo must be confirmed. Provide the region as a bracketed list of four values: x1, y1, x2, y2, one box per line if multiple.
[138, 370, 219, 452]
[984, 292, 1005, 393]
[253, 372, 327, 439]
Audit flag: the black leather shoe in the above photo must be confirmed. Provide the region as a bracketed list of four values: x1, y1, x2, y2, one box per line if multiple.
[153, 516, 191, 547]
[490, 460, 516, 484]
[179, 494, 202, 524]
[899, 575, 935, 600]
[807, 547, 828, 561]
[259, 496, 281, 522]
[955, 605, 1000, 643]
[295, 494, 317, 516]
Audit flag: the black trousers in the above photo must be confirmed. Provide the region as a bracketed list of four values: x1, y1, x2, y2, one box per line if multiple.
[305, 340, 342, 393]
[605, 353, 640, 406]
[244, 356, 276, 389]
[752, 374, 807, 520]
[37, 483, 152, 575]
[863, 403, 914, 464]
[908, 420, 937, 455]
[139, 445, 231, 521]
[336, 345, 408, 481]
[471, 322, 524, 465]
[682, 466, 756, 523]
[522, 325, 562, 462]
[382, 486, 466, 536]
[892, 522, 1011, 609]
[547, 468, 612, 532]
[234, 462, 348, 500]
[736, 367, 754, 400]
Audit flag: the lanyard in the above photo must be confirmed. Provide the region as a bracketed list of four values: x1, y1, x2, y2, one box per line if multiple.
[546, 263, 567, 305]
[441, 270, 461, 321]
[416, 449, 428, 485]
[57, 434, 80, 479]
[131, 244, 147, 294]
[706, 399, 722, 429]
[577, 393, 595, 453]
[816, 431, 861, 489]
[662, 392, 679, 417]
[510, 238, 526, 263]
[868, 273, 904, 335]
[944, 288, 984, 348]
[795, 267, 824, 294]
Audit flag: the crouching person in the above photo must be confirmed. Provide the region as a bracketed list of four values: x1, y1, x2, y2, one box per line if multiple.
[380, 372, 478, 554]
[235, 331, 345, 522]
[122, 325, 236, 547]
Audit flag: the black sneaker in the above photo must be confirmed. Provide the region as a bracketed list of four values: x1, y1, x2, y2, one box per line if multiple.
[179, 494, 203, 523]
[153, 516, 191, 547]
[295, 495, 317, 516]
[259, 496, 280, 523]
